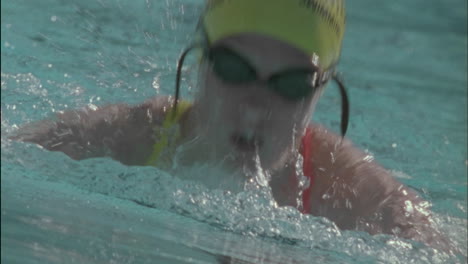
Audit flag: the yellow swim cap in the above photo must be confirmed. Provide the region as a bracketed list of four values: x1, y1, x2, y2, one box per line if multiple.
[201, 0, 346, 70]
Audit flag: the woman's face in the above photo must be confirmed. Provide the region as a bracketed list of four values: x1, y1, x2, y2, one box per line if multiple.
[193, 33, 323, 173]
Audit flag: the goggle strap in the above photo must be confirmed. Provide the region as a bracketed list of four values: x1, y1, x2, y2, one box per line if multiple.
[173, 43, 202, 119]
[332, 73, 350, 138]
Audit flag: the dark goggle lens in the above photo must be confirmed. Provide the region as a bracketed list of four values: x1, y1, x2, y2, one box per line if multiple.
[208, 47, 257, 83]
[270, 70, 317, 101]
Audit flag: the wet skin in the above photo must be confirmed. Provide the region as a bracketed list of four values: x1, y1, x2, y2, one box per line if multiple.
[180, 33, 320, 173]
[10, 34, 454, 252]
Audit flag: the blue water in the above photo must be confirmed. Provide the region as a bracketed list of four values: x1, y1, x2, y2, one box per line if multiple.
[1, 0, 467, 263]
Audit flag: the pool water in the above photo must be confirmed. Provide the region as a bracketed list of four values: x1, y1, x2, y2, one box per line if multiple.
[1, 0, 467, 263]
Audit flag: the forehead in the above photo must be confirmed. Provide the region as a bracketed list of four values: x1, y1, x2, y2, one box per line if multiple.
[213, 33, 318, 74]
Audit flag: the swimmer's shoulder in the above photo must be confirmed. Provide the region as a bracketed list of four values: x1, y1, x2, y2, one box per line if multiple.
[124, 95, 175, 127]
[21, 95, 175, 138]
[306, 123, 399, 208]
[138, 96, 193, 129]
[139, 96, 176, 118]
[9, 95, 178, 164]
[305, 124, 450, 250]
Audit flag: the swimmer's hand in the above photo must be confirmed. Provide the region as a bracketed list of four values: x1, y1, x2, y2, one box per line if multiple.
[9, 96, 174, 165]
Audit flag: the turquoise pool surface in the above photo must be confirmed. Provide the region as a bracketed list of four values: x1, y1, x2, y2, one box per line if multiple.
[1, 0, 467, 263]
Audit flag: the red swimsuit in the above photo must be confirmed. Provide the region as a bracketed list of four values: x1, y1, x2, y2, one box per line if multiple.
[299, 126, 314, 214]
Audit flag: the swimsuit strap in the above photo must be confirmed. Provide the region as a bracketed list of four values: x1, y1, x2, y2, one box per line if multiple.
[146, 100, 192, 167]
[300, 126, 315, 214]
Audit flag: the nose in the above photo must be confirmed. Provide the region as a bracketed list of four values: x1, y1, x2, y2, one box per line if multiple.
[237, 82, 274, 122]
[237, 101, 271, 141]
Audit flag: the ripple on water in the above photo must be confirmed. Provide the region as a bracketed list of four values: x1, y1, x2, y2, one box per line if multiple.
[1, 137, 465, 263]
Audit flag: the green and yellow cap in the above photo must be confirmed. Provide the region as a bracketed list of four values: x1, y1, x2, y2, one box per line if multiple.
[201, 0, 346, 70]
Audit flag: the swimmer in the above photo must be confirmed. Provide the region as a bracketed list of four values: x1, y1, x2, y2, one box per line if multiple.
[11, 0, 452, 252]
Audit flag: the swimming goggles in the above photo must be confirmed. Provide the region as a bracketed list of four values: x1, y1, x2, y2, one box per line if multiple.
[173, 43, 349, 137]
[206, 45, 321, 101]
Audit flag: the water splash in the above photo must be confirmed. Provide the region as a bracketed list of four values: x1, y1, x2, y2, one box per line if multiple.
[294, 153, 310, 212]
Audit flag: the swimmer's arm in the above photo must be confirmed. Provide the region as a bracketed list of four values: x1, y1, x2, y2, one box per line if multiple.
[308, 124, 452, 251]
[9, 96, 174, 165]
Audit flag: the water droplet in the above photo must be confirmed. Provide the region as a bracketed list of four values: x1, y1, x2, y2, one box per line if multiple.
[88, 104, 98, 111]
[404, 200, 414, 215]
[363, 155, 374, 162]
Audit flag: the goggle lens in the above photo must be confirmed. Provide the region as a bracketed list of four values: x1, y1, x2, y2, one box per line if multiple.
[270, 70, 316, 101]
[208, 47, 257, 83]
